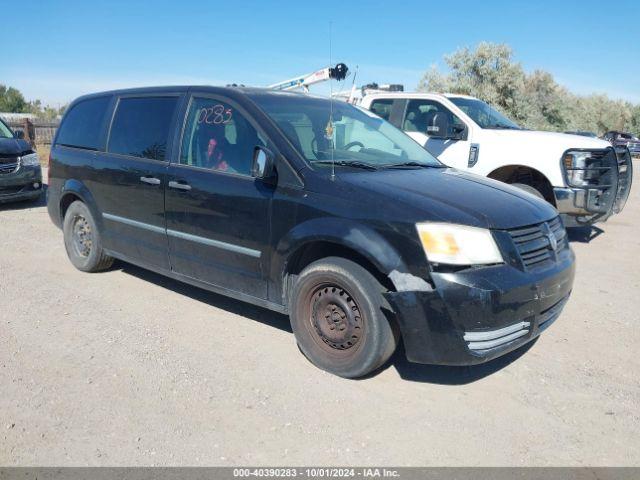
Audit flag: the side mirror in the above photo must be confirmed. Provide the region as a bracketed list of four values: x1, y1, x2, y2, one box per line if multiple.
[252, 146, 276, 181]
[426, 114, 467, 141]
[425, 112, 451, 139]
[451, 124, 467, 140]
[14, 130, 25, 140]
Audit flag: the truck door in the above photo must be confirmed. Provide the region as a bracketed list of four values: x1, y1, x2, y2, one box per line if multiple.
[401, 99, 471, 170]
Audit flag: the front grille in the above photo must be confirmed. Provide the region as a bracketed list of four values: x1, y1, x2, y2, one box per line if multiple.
[0, 185, 25, 196]
[538, 294, 570, 331]
[463, 294, 570, 353]
[508, 216, 569, 271]
[0, 161, 19, 175]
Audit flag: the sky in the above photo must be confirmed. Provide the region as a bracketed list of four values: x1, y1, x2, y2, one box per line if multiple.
[2, 0, 639, 107]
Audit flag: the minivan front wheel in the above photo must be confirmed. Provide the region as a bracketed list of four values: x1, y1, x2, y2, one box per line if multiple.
[63, 201, 113, 272]
[290, 257, 397, 378]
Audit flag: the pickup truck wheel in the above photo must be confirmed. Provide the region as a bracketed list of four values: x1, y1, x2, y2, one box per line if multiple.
[63, 201, 113, 272]
[290, 257, 397, 378]
[511, 182, 545, 200]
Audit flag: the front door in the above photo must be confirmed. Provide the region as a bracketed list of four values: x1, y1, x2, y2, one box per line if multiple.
[165, 95, 273, 299]
[401, 99, 471, 170]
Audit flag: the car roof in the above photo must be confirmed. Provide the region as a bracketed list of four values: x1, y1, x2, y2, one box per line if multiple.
[69, 85, 312, 104]
[363, 91, 478, 101]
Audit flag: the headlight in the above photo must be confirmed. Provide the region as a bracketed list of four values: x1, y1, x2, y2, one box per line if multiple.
[416, 222, 503, 266]
[562, 151, 590, 187]
[20, 153, 40, 167]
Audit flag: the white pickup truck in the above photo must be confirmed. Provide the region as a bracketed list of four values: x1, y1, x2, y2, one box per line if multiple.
[357, 91, 633, 227]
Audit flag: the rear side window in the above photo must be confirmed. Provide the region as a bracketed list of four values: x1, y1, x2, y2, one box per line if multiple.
[56, 96, 111, 150]
[108, 96, 178, 161]
[369, 99, 393, 121]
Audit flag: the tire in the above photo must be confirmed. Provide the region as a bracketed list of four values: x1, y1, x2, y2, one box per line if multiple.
[289, 257, 397, 378]
[511, 182, 545, 200]
[63, 201, 113, 272]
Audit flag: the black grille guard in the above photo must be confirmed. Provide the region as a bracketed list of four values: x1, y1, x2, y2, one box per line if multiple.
[613, 147, 633, 214]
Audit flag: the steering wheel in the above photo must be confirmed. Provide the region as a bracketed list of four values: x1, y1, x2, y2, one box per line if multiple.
[344, 141, 364, 151]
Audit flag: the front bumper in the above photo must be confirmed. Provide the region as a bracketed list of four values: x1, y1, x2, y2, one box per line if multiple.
[384, 251, 575, 366]
[0, 165, 43, 203]
[554, 148, 633, 227]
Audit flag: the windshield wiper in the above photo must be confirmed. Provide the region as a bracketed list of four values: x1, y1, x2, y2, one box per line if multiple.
[383, 161, 444, 169]
[313, 160, 379, 170]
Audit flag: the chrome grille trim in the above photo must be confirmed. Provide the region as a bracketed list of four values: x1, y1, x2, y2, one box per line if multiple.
[0, 161, 19, 175]
[508, 217, 568, 271]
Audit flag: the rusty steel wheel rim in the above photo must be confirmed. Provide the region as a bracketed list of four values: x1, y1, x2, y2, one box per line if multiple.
[308, 284, 364, 353]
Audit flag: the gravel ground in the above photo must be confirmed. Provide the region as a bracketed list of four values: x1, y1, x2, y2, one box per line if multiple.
[1, 171, 639, 466]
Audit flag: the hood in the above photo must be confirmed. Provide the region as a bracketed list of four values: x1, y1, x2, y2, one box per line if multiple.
[337, 167, 558, 230]
[0, 137, 33, 157]
[484, 129, 610, 150]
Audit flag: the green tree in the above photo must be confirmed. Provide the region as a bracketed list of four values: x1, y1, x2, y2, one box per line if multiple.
[418, 43, 640, 136]
[0, 85, 28, 113]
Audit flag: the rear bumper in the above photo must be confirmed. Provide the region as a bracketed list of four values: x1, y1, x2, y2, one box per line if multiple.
[0, 165, 43, 203]
[384, 252, 575, 366]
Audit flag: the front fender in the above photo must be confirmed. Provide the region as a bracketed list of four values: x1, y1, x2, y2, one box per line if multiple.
[270, 217, 424, 305]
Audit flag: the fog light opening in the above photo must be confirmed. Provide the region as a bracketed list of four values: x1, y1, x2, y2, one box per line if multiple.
[33, 182, 40, 189]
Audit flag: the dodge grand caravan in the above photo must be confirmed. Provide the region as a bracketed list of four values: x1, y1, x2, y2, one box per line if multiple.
[0, 117, 43, 203]
[47, 87, 575, 378]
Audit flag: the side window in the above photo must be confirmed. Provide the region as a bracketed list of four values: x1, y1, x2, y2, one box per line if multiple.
[56, 96, 111, 150]
[180, 97, 265, 175]
[403, 99, 464, 136]
[108, 96, 178, 161]
[369, 99, 393, 121]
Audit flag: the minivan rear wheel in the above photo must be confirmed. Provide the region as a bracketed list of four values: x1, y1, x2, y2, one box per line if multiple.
[63, 201, 113, 272]
[290, 257, 397, 378]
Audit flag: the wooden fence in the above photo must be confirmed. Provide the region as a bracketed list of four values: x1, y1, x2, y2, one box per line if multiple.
[4, 118, 59, 145]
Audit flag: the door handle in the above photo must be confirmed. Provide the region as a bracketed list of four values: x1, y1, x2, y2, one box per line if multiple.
[168, 180, 192, 191]
[140, 176, 161, 186]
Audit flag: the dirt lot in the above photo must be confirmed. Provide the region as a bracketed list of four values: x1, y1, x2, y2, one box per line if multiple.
[1, 170, 639, 466]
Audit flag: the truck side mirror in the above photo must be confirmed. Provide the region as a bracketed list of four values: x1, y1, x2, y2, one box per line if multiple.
[425, 112, 450, 139]
[426, 113, 467, 141]
[451, 124, 467, 141]
[252, 146, 276, 181]
[14, 130, 25, 140]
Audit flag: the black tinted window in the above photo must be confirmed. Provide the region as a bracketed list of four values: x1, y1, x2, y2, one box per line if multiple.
[108, 96, 178, 161]
[56, 96, 111, 150]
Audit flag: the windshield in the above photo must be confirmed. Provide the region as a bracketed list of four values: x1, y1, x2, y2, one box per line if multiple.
[250, 93, 442, 169]
[449, 97, 521, 130]
[0, 119, 14, 139]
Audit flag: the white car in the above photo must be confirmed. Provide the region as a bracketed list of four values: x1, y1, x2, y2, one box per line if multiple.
[358, 92, 633, 227]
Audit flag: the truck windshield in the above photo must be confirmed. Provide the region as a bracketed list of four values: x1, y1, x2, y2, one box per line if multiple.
[251, 93, 442, 169]
[449, 97, 521, 130]
[0, 119, 14, 139]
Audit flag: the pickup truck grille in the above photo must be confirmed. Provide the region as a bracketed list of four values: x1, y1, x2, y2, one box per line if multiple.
[508, 216, 569, 271]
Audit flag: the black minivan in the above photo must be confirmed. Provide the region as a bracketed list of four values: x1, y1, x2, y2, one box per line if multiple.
[47, 86, 575, 378]
[0, 117, 43, 203]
